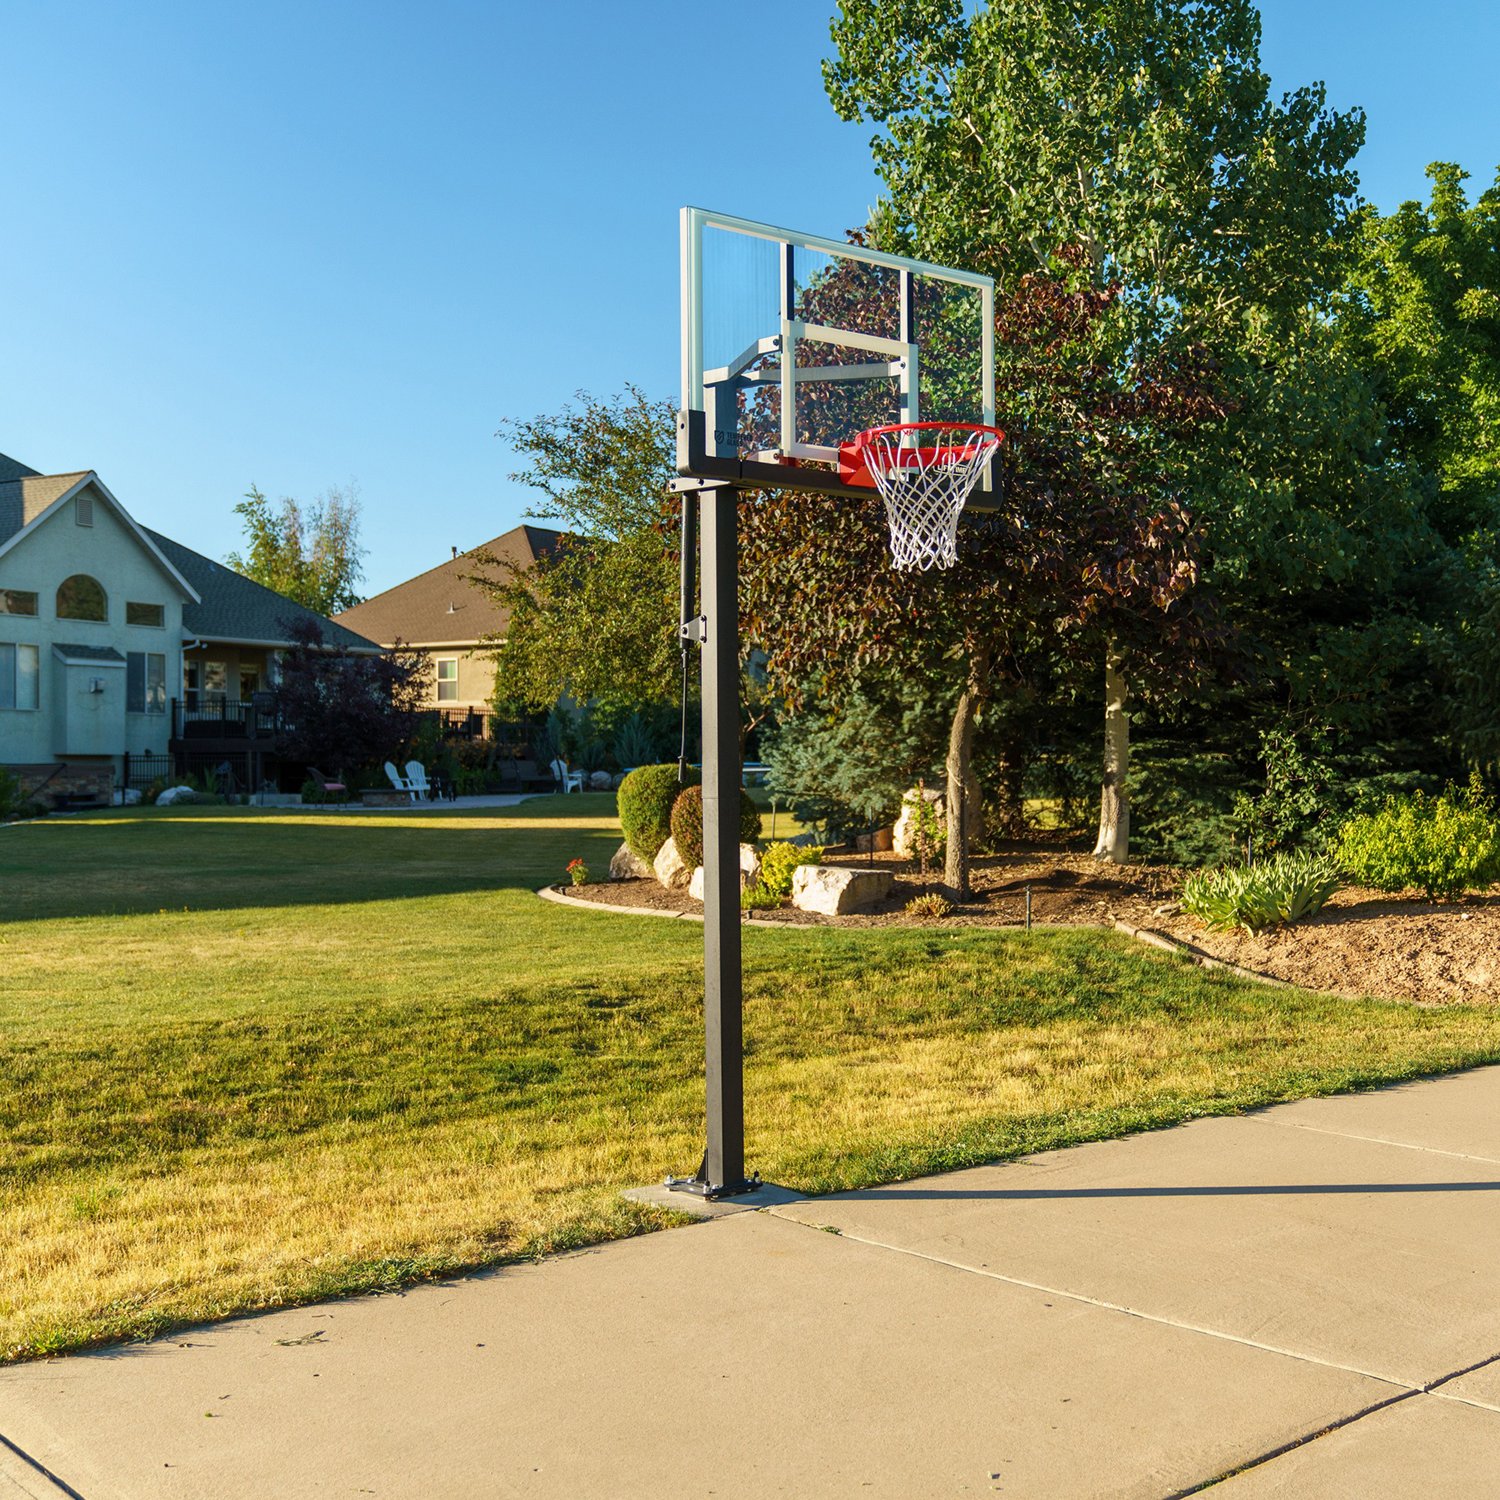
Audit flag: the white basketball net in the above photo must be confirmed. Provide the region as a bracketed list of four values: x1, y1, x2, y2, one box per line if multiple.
[860, 425, 1004, 571]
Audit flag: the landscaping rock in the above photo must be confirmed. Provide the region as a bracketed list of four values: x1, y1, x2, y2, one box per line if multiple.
[155, 785, 197, 808]
[854, 826, 894, 854]
[687, 844, 762, 902]
[893, 788, 945, 858]
[609, 841, 653, 881]
[652, 836, 693, 891]
[589, 770, 612, 790]
[791, 864, 894, 915]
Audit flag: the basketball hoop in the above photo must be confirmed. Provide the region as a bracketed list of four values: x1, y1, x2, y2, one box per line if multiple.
[846, 422, 1005, 571]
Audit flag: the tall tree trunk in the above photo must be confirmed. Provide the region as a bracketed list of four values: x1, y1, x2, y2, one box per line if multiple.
[943, 648, 989, 900]
[1092, 643, 1130, 863]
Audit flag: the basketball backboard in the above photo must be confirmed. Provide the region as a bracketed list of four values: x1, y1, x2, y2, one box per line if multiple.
[678, 206, 996, 502]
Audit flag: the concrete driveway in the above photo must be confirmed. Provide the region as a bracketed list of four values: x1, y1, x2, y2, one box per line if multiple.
[4, 1068, 1500, 1497]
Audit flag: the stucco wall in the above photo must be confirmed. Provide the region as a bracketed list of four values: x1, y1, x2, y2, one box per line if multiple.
[429, 649, 496, 710]
[0, 484, 188, 766]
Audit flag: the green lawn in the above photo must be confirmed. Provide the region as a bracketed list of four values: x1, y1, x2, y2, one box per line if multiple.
[5, 794, 1500, 1361]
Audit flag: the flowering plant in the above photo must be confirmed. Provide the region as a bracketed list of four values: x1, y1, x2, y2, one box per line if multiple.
[566, 857, 589, 886]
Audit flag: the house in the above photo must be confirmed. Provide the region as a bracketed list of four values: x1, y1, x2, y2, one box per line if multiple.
[333, 525, 562, 730]
[0, 452, 378, 804]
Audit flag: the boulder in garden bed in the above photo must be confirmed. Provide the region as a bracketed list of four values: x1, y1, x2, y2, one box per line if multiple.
[687, 844, 763, 902]
[791, 864, 894, 916]
[892, 789, 944, 858]
[652, 836, 693, 891]
[608, 842, 653, 881]
[589, 770, 612, 790]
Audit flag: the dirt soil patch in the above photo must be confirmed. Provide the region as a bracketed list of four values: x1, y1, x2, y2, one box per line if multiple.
[564, 838, 1500, 1007]
[565, 842, 1178, 929]
[1159, 889, 1500, 1008]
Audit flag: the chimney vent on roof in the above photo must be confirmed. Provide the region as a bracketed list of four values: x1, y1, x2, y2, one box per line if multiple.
[447, 602, 458, 614]
[451, 546, 458, 559]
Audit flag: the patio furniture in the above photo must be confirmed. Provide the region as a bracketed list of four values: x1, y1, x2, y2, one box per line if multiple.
[511, 759, 555, 793]
[384, 761, 418, 803]
[550, 758, 586, 794]
[404, 760, 436, 800]
[307, 765, 348, 794]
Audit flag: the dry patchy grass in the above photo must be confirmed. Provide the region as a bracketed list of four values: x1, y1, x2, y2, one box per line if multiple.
[5, 798, 1500, 1359]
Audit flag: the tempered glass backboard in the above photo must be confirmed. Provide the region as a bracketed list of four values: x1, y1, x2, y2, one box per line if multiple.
[681, 207, 995, 495]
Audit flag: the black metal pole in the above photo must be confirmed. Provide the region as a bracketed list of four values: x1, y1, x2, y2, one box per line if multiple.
[667, 480, 757, 1199]
[678, 489, 697, 784]
[700, 482, 747, 1193]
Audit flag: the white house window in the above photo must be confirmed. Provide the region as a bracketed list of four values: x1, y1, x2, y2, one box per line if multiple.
[126, 601, 165, 627]
[0, 643, 39, 710]
[76, 494, 94, 527]
[435, 658, 458, 702]
[0, 590, 37, 617]
[57, 574, 107, 622]
[127, 652, 166, 714]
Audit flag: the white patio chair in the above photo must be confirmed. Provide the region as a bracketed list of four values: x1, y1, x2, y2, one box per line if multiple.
[404, 760, 434, 800]
[385, 760, 418, 803]
[549, 758, 586, 794]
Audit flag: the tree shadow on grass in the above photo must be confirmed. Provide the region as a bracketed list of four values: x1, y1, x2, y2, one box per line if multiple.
[0, 797, 627, 924]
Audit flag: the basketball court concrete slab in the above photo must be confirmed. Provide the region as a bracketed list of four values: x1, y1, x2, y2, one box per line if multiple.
[1247, 1064, 1500, 1162]
[1202, 1392, 1500, 1496]
[0, 1211, 1398, 1500]
[769, 1110, 1500, 1386]
[1439, 1353, 1500, 1410]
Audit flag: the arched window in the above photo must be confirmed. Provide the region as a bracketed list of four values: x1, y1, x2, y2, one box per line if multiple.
[56, 575, 107, 622]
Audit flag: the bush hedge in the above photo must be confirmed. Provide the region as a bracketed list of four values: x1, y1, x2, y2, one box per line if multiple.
[669, 783, 763, 869]
[1336, 779, 1500, 899]
[617, 763, 697, 862]
[757, 840, 824, 898]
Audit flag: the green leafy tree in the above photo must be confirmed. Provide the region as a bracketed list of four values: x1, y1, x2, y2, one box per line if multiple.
[825, 0, 1366, 859]
[1341, 165, 1500, 773]
[227, 482, 365, 615]
[475, 387, 681, 716]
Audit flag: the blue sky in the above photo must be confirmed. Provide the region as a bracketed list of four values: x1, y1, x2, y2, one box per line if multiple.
[2, 0, 1496, 598]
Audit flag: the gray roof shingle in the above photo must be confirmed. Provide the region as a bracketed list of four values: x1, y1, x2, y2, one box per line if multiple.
[52, 643, 127, 664]
[0, 453, 40, 484]
[144, 530, 379, 651]
[332, 525, 563, 646]
[0, 471, 91, 544]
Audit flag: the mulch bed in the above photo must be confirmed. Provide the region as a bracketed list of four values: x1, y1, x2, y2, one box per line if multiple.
[561, 836, 1500, 1007]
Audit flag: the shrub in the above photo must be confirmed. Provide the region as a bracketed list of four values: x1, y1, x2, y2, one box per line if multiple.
[1181, 850, 1343, 934]
[740, 884, 783, 911]
[905, 892, 954, 918]
[669, 784, 763, 870]
[1335, 779, 1500, 899]
[617, 764, 696, 862]
[0, 767, 21, 818]
[757, 840, 824, 898]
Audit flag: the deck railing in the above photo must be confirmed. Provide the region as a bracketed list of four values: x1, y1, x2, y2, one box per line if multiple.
[171, 697, 278, 741]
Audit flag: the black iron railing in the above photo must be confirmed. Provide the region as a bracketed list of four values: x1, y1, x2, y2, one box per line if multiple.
[171, 698, 278, 741]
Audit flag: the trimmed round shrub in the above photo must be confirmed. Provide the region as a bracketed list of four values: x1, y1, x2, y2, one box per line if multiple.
[669, 783, 763, 870]
[617, 763, 697, 862]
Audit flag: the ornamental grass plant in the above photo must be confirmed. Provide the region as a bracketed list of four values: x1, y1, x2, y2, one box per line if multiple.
[1181, 849, 1342, 934]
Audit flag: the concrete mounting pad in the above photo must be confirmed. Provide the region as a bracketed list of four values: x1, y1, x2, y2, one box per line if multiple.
[768, 1104, 1500, 1386]
[1204, 1391, 1500, 1496]
[0, 1211, 1399, 1500]
[620, 1179, 805, 1217]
